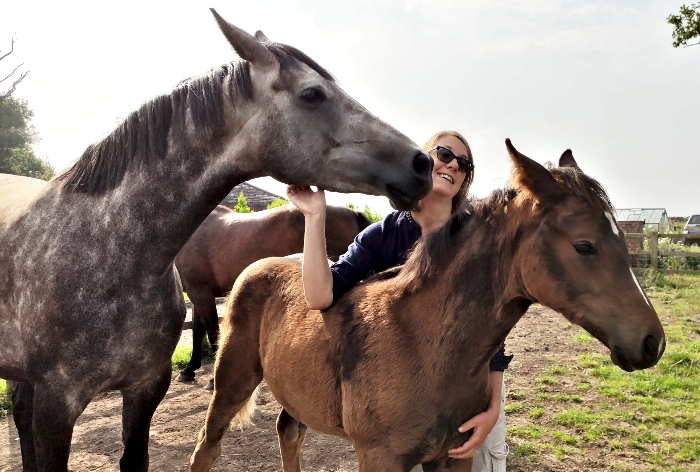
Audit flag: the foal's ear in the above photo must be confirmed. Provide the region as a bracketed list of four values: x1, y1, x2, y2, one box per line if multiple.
[255, 30, 271, 42]
[559, 149, 581, 171]
[210, 9, 275, 67]
[506, 139, 560, 198]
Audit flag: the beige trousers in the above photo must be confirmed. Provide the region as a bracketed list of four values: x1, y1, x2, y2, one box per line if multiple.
[410, 380, 508, 472]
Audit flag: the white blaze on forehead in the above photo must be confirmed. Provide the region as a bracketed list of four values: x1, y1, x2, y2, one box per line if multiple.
[630, 268, 652, 308]
[605, 211, 620, 236]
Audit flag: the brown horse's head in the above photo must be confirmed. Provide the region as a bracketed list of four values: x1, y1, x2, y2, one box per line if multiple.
[209, 9, 433, 210]
[507, 139, 665, 371]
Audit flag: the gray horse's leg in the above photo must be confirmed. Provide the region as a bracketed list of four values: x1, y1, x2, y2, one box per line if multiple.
[11, 382, 38, 472]
[26, 382, 88, 472]
[276, 408, 307, 472]
[119, 365, 171, 472]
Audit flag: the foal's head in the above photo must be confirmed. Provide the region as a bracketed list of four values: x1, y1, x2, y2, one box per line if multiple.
[506, 140, 665, 371]
[209, 9, 432, 210]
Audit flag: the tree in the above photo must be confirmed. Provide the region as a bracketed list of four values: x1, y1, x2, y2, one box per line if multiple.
[668, 3, 700, 47]
[233, 192, 253, 213]
[0, 35, 53, 180]
[266, 197, 289, 209]
[0, 96, 54, 180]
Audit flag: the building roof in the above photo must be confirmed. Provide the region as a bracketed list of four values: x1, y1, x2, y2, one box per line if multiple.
[220, 182, 285, 211]
[615, 208, 668, 225]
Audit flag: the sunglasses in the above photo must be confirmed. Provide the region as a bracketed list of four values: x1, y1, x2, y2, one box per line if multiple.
[429, 146, 474, 174]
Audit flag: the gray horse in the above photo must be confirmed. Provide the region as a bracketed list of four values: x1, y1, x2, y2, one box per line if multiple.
[0, 9, 432, 472]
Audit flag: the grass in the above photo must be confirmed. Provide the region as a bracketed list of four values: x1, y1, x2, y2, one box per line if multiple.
[506, 273, 700, 471]
[171, 342, 215, 372]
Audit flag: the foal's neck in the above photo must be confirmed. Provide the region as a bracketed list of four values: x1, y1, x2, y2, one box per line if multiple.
[399, 200, 533, 378]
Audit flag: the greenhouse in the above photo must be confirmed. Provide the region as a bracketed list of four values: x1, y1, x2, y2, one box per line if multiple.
[615, 208, 669, 233]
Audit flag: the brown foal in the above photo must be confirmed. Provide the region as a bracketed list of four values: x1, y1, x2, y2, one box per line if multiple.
[190, 140, 665, 472]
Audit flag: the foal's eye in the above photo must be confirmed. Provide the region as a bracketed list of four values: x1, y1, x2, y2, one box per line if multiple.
[574, 241, 597, 256]
[299, 87, 327, 105]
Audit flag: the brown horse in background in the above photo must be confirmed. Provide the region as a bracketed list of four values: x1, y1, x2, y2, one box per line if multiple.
[175, 204, 371, 385]
[190, 140, 665, 472]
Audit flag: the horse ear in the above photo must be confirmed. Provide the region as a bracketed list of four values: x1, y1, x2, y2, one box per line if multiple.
[506, 139, 560, 198]
[210, 9, 275, 67]
[255, 30, 271, 42]
[559, 149, 581, 171]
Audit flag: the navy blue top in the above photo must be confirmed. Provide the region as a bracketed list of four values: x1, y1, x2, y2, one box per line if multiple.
[330, 210, 512, 372]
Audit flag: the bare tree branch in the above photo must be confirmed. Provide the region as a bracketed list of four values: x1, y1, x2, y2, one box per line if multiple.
[0, 62, 25, 84]
[0, 33, 17, 62]
[0, 70, 29, 99]
[0, 33, 30, 98]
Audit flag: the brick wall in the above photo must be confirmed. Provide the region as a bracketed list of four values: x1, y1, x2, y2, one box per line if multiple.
[620, 221, 645, 251]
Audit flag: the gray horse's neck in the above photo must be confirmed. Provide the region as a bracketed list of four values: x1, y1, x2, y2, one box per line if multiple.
[48, 101, 261, 275]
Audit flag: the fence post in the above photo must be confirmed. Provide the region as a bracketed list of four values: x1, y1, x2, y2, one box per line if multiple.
[650, 232, 659, 271]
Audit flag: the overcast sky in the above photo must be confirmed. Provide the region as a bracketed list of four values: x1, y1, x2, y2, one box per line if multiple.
[2, 0, 698, 217]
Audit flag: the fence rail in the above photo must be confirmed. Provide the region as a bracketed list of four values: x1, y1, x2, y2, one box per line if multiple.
[627, 233, 700, 275]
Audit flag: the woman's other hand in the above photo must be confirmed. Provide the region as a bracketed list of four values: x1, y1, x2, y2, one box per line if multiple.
[286, 184, 326, 217]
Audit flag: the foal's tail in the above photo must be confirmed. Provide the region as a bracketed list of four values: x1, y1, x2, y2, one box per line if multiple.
[229, 386, 260, 430]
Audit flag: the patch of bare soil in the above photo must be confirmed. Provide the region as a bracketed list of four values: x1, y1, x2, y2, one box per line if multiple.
[0, 305, 634, 471]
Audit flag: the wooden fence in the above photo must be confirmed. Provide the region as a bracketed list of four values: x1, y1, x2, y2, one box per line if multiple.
[626, 233, 700, 275]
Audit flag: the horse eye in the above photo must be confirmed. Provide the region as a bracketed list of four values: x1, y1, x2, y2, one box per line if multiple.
[574, 241, 596, 255]
[299, 87, 327, 105]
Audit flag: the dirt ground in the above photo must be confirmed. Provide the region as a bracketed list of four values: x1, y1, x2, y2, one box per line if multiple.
[1, 305, 617, 471]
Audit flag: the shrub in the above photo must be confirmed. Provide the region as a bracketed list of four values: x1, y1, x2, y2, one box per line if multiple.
[233, 192, 253, 213]
[267, 197, 289, 209]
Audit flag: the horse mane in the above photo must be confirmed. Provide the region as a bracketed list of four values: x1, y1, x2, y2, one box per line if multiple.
[393, 166, 613, 294]
[54, 42, 334, 195]
[547, 165, 614, 215]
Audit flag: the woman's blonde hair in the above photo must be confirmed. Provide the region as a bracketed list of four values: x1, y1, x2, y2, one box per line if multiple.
[421, 130, 474, 213]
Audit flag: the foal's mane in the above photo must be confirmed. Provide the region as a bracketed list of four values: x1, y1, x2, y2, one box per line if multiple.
[393, 166, 613, 294]
[54, 43, 333, 195]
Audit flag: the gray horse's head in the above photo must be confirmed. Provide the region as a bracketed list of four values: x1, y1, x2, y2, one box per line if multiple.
[210, 9, 433, 210]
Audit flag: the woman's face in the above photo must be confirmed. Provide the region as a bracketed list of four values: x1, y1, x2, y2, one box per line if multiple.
[428, 135, 470, 199]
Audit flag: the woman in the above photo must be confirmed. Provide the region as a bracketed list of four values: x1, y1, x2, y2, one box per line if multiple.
[287, 130, 510, 471]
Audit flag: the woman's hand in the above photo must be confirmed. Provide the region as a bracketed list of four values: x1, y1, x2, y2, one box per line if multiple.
[447, 402, 500, 460]
[286, 185, 326, 217]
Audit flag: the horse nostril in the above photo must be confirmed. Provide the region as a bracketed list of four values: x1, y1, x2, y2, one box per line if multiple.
[643, 334, 661, 361]
[413, 151, 433, 176]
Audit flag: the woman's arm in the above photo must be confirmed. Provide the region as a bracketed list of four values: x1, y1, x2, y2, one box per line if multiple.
[286, 185, 334, 310]
[447, 370, 503, 460]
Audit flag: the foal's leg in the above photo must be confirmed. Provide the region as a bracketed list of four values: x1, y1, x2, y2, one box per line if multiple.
[276, 408, 307, 472]
[422, 457, 473, 472]
[12, 382, 38, 472]
[190, 339, 263, 472]
[355, 448, 408, 472]
[119, 364, 171, 472]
